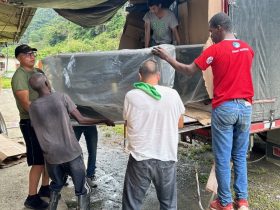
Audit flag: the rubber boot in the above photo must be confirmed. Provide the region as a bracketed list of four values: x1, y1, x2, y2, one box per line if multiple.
[77, 193, 90, 210]
[48, 191, 61, 210]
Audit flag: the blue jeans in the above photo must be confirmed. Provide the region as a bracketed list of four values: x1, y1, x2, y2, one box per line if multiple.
[211, 99, 252, 206]
[73, 125, 98, 177]
[46, 155, 90, 196]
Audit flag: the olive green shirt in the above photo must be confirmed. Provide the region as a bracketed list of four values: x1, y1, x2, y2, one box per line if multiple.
[11, 66, 41, 120]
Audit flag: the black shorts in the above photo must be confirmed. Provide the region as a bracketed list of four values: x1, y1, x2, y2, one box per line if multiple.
[19, 119, 44, 166]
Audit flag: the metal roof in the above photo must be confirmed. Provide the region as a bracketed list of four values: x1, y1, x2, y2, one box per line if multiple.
[0, 3, 35, 43]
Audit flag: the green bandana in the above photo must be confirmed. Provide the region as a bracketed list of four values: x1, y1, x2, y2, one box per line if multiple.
[133, 82, 161, 100]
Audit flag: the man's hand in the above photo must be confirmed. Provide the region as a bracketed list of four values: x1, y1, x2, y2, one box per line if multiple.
[103, 119, 115, 126]
[152, 46, 199, 76]
[152, 46, 171, 61]
[71, 109, 115, 126]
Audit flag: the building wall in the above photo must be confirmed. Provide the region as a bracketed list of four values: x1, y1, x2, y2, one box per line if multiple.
[0, 57, 19, 72]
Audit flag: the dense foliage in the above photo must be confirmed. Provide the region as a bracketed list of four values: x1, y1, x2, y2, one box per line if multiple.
[1, 8, 126, 59]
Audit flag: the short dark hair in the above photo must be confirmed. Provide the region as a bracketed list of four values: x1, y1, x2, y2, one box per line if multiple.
[29, 72, 47, 91]
[209, 12, 232, 32]
[148, 0, 162, 7]
[139, 59, 159, 79]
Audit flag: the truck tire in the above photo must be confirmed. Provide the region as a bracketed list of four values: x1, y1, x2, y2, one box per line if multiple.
[0, 111, 8, 135]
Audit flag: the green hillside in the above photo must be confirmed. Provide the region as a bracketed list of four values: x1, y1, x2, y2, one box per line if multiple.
[1, 8, 126, 59]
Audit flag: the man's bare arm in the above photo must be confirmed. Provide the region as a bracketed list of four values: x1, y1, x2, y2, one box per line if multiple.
[172, 27, 180, 45]
[15, 90, 31, 112]
[178, 115, 184, 129]
[70, 109, 115, 126]
[144, 22, 151, 48]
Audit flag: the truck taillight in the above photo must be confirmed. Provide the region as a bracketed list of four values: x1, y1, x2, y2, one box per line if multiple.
[273, 147, 280, 158]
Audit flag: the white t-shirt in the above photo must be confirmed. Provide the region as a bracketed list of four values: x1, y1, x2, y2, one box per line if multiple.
[123, 85, 185, 162]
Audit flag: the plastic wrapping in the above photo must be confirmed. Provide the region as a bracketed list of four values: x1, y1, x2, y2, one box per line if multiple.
[43, 45, 176, 121]
[230, 0, 280, 122]
[0, 5, 35, 43]
[174, 44, 209, 104]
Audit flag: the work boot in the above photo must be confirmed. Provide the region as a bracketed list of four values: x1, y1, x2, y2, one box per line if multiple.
[24, 194, 49, 209]
[210, 199, 233, 210]
[234, 199, 249, 210]
[86, 175, 97, 188]
[38, 185, 50, 198]
[48, 191, 61, 210]
[77, 193, 90, 210]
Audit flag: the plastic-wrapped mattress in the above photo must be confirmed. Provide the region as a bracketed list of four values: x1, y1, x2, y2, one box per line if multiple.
[43, 45, 176, 121]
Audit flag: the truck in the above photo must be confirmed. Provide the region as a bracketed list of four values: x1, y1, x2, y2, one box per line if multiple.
[1, 0, 280, 164]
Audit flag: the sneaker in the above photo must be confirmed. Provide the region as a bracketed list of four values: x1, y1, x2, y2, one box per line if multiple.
[38, 185, 50, 198]
[87, 175, 97, 188]
[63, 174, 69, 186]
[24, 194, 49, 209]
[210, 199, 234, 210]
[234, 199, 249, 210]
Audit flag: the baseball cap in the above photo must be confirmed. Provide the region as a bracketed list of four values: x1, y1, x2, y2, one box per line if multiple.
[15, 44, 37, 58]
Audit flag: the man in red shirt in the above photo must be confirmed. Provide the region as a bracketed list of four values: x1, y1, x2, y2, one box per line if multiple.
[153, 12, 253, 210]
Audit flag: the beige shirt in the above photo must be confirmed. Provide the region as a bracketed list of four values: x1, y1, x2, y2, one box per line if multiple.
[143, 9, 178, 44]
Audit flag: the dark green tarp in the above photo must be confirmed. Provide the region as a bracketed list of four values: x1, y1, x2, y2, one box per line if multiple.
[55, 0, 127, 27]
[7, 0, 108, 9]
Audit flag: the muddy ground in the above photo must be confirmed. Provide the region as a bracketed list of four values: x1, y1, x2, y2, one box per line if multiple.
[0, 89, 280, 210]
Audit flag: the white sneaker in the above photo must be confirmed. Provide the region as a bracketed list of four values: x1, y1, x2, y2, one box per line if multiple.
[87, 175, 97, 188]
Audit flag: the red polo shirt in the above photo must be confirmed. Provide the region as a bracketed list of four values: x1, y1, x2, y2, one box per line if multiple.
[194, 39, 254, 108]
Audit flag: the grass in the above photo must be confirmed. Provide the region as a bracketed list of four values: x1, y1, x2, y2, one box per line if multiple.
[198, 173, 209, 184]
[113, 124, 125, 136]
[99, 124, 124, 135]
[249, 189, 280, 209]
[248, 166, 268, 175]
[98, 124, 125, 141]
[188, 144, 212, 160]
[0, 76, 11, 89]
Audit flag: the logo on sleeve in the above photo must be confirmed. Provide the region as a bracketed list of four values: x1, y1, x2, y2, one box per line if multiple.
[233, 42, 240, 48]
[206, 56, 213, 64]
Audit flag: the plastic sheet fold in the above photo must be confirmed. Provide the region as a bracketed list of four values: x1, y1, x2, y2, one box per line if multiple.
[174, 45, 209, 104]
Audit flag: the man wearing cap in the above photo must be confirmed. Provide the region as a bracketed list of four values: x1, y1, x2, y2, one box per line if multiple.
[11, 44, 49, 209]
